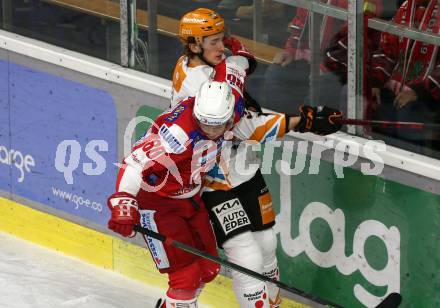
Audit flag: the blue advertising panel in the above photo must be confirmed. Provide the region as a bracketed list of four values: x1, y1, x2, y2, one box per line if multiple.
[0, 60, 117, 225]
[0, 60, 11, 193]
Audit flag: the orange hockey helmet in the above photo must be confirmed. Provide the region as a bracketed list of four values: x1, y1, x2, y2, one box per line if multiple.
[179, 8, 225, 44]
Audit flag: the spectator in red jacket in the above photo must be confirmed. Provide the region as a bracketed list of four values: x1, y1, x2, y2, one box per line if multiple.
[370, 0, 440, 150]
[262, 0, 348, 114]
[262, 0, 392, 115]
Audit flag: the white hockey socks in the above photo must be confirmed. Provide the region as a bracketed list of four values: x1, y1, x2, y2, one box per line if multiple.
[253, 229, 281, 307]
[262, 259, 281, 307]
[223, 232, 270, 307]
[233, 281, 270, 308]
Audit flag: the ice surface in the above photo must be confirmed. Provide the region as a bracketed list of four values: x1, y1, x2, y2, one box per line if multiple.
[0, 232, 166, 308]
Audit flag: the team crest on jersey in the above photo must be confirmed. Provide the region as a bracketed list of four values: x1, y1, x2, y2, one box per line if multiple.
[166, 105, 186, 122]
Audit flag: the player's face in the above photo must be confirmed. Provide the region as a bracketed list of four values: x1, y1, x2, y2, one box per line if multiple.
[198, 119, 232, 140]
[201, 32, 225, 66]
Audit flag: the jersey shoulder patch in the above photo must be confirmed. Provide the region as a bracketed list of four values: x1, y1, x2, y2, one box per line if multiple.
[165, 104, 187, 122]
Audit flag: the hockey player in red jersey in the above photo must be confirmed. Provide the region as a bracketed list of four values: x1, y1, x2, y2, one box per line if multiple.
[108, 81, 242, 308]
[108, 77, 342, 308]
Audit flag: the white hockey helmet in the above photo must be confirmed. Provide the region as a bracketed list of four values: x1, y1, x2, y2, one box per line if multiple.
[194, 80, 235, 138]
[194, 80, 235, 126]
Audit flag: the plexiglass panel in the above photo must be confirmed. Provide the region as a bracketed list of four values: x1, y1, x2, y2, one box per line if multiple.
[0, 0, 121, 64]
[1, 0, 438, 158]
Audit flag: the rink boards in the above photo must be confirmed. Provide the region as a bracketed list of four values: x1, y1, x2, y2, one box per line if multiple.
[0, 197, 252, 307]
[0, 30, 440, 307]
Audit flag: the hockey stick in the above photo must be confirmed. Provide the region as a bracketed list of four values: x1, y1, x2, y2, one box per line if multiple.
[134, 225, 341, 307]
[335, 118, 440, 130]
[134, 225, 401, 308]
[375, 293, 402, 308]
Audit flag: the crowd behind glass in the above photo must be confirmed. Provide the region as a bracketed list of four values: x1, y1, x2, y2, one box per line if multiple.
[1, 0, 438, 158]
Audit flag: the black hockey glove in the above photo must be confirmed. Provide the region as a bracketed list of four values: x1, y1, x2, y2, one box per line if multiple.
[294, 105, 343, 135]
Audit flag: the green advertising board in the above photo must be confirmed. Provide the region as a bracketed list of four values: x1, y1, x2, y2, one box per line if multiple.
[135, 106, 440, 307]
[266, 145, 440, 307]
